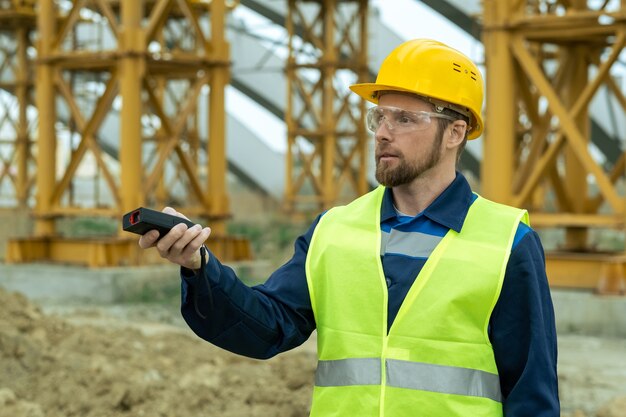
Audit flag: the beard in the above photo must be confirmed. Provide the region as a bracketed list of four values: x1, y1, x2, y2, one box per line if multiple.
[375, 133, 443, 187]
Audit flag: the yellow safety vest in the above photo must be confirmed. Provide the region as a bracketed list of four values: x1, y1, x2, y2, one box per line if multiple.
[305, 186, 528, 417]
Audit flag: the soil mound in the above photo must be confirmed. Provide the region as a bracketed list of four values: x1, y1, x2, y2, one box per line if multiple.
[0, 288, 315, 417]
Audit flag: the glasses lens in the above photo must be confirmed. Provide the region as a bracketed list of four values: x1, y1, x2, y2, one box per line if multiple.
[366, 107, 383, 132]
[366, 106, 434, 134]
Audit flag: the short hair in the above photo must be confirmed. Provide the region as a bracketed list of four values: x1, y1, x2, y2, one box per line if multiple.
[434, 107, 469, 163]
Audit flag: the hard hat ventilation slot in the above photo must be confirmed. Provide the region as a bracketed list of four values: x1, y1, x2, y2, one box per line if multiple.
[452, 63, 462, 73]
[470, 71, 478, 81]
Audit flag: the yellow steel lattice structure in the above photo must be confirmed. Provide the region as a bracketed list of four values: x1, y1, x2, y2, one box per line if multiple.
[285, 0, 369, 213]
[0, 1, 36, 208]
[482, 0, 626, 292]
[5, 0, 251, 266]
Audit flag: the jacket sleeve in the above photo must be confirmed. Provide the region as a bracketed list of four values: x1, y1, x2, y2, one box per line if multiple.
[179, 216, 320, 360]
[490, 229, 560, 417]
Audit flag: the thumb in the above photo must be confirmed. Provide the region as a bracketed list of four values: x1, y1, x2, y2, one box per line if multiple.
[163, 206, 190, 221]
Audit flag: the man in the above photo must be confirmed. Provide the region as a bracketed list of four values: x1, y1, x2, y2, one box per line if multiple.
[138, 39, 559, 416]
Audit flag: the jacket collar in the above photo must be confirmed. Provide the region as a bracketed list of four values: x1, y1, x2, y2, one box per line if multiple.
[380, 172, 473, 233]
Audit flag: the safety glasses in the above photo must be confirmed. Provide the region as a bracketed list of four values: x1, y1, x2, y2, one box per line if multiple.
[366, 106, 456, 134]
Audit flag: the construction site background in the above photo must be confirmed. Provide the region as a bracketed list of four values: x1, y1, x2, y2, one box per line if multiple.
[1, 0, 626, 416]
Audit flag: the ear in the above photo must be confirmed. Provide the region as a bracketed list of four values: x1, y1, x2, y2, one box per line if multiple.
[446, 120, 467, 149]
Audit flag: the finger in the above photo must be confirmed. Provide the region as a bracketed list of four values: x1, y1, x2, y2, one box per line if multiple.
[181, 227, 211, 259]
[155, 223, 188, 257]
[163, 206, 190, 221]
[138, 230, 160, 249]
[180, 227, 212, 269]
[170, 224, 203, 256]
[163, 206, 176, 215]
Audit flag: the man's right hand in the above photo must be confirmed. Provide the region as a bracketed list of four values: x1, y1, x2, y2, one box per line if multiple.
[138, 207, 211, 271]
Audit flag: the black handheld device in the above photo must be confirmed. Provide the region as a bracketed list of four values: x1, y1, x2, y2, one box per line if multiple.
[122, 207, 196, 238]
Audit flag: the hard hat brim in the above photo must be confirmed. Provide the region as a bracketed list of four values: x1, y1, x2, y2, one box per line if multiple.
[349, 82, 414, 104]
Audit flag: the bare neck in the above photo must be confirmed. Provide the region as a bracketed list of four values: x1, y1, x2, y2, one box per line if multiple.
[390, 169, 456, 216]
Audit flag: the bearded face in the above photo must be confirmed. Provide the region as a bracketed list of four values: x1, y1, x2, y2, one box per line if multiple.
[375, 130, 444, 187]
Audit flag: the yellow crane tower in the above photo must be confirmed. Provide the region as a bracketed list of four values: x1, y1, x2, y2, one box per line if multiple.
[0, 1, 36, 209]
[284, 0, 369, 213]
[482, 0, 626, 293]
[5, 0, 251, 266]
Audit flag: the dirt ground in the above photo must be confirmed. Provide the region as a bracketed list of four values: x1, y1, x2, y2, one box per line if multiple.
[1, 287, 626, 417]
[0, 289, 315, 417]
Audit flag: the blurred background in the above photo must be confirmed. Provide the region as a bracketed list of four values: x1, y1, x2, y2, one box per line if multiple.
[0, 1, 625, 416]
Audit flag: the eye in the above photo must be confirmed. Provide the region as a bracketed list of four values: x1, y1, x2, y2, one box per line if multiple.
[396, 112, 417, 125]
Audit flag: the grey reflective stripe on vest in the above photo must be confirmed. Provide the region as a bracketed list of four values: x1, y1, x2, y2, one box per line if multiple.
[315, 358, 381, 386]
[380, 229, 443, 258]
[386, 359, 503, 402]
[315, 358, 502, 402]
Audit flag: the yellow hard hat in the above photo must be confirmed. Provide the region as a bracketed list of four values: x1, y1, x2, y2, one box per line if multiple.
[350, 39, 484, 139]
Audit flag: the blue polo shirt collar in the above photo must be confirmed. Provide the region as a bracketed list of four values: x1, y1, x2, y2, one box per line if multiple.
[380, 172, 474, 233]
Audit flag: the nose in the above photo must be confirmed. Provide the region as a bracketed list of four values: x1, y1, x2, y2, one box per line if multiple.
[374, 117, 393, 142]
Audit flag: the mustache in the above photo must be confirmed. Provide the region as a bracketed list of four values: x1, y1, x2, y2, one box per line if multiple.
[375, 144, 401, 159]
